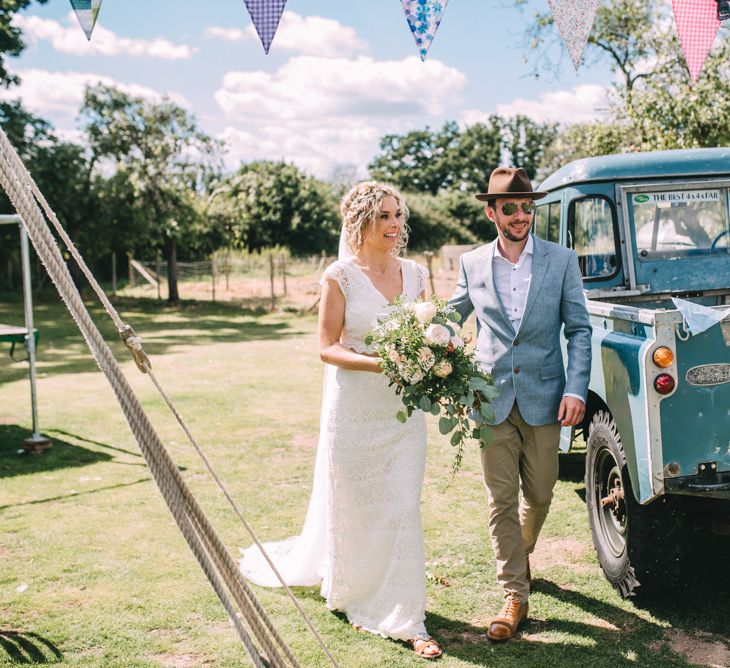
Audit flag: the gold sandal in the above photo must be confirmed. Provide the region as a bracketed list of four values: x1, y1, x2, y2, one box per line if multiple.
[411, 634, 443, 660]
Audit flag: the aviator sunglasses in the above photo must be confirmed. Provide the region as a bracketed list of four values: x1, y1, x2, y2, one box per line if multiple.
[499, 202, 536, 216]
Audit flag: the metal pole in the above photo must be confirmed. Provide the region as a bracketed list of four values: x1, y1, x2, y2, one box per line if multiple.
[19, 222, 51, 451]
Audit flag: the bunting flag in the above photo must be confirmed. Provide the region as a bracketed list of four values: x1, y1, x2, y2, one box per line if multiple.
[400, 0, 450, 61]
[242, 0, 288, 54]
[69, 0, 102, 41]
[672, 0, 720, 81]
[547, 0, 601, 70]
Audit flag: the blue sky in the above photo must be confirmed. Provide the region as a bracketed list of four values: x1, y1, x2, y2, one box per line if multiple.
[4, 0, 611, 178]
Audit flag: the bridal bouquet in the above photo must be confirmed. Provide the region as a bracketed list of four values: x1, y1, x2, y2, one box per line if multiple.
[365, 298, 498, 472]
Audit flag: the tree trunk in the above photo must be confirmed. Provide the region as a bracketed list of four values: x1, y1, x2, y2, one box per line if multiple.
[165, 236, 179, 302]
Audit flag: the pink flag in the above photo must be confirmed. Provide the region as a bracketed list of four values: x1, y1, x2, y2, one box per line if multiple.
[547, 0, 601, 70]
[672, 0, 720, 81]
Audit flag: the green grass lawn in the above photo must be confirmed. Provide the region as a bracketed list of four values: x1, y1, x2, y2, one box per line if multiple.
[1, 293, 728, 667]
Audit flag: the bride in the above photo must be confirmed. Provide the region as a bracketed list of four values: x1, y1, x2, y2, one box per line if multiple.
[240, 181, 442, 660]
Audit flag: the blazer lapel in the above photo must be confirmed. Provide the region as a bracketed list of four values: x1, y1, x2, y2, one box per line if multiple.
[482, 241, 516, 334]
[520, 235, 550, 329]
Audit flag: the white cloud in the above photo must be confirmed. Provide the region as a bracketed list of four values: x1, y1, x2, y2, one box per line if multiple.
[206, 11, 368, 58]
[14, 13, 196, 60]
[212, 54, 467, 177]
[0, 68, 190, 125]
[462, 84, 610, 126]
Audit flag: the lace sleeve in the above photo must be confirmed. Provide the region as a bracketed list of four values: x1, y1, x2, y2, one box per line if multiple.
[320, 260, 349, 298]
[415, 263, 429, 296]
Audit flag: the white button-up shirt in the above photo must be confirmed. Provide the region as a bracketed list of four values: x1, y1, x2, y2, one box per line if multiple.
[492, 234, 583, 404]
[493, 235, 533, 333]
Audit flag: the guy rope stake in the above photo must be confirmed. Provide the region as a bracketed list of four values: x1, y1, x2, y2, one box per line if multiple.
[0, 126, 340, 668]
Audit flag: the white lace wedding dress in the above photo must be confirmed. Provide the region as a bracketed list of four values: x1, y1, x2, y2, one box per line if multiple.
[240, 256, 430, 641]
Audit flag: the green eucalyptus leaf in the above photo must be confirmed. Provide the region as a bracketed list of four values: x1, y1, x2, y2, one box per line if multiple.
[438, 417, 451, 435]
[430, 403, 440, 416]
[450, 430, 462, 447]
[468, 376, 490, 391]
[419, 396, 432, 412]
[479, 425, 493, 443]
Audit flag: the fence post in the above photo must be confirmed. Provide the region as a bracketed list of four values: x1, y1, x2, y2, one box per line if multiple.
[112, 252, 117, 295]
[211, 256, 217, 302]
[268, 253, 276, 311]
[127, 252, 135, 288]
[423, 251, 435, 297]
[225, 247, 230, 291]
[280, 253, 287, 296]
[155, 253, 162, 301]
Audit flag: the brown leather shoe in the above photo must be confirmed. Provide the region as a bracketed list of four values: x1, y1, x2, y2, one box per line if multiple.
[526, 556, 532, 592]
[486, 595, 528, 641]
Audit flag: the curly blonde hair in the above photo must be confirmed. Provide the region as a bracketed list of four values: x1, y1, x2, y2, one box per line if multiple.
[339, 181, 410, 255]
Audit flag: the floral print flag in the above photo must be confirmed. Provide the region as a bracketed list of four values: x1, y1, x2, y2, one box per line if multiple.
[242, 0, 288, 54]
[547, 0, 601, 70]
[672, 0, 720, 81]
[401, 0, 450, 61]
[69, 0, 102, 41]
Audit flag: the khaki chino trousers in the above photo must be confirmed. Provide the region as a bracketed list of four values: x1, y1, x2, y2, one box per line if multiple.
[480, 402, 561, 603]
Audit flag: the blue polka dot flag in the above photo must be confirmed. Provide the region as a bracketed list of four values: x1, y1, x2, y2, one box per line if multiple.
[242, 0, 288, 54]
[400, 0, 450, 61]
[69, 0, 102, 41]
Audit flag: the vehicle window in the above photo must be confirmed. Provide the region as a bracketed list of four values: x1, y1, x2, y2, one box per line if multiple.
[632, 188, 729, 259]
[547, 202, 560, 243]
[534, 204, 549, 239]
[569, 197, 618, 279]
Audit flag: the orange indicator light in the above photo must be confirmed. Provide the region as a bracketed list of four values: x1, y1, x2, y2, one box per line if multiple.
[652, 346, 674, 368]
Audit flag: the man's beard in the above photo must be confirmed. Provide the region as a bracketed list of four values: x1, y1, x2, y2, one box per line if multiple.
[501, 223, 531, 242]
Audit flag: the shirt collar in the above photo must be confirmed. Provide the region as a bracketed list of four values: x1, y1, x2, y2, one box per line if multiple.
[493, 234, 534, 264]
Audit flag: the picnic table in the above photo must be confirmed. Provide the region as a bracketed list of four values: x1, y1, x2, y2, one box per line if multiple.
[0, 323, 40, 361]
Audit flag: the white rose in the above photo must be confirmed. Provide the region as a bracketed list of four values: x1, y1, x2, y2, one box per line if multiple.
[384, 319, 399, 331]
[424, 324, 451, 346]
[450, 335, 464, 349]
[417, 346, 436, 371]
[413, 301, 437, 324]
[388, 349, 400, 363]
[409, 368, 424, 384]
[433, 360, 453, 378]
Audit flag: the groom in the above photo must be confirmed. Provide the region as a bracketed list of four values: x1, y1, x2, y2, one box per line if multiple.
[449, 167, 591, 641]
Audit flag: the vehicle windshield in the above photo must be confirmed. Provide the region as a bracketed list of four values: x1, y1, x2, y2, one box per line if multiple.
[631, 188, 729, 259]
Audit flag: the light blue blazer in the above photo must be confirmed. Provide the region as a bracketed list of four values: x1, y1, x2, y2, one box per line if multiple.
[449, 235, 592, 426]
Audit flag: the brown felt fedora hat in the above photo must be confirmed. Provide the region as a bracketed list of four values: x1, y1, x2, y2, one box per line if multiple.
[475, 167, 547, 202]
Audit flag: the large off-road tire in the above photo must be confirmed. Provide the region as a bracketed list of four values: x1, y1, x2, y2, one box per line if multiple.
[585, 411, 684, 598]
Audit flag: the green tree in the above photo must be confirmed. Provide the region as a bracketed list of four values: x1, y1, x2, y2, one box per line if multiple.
[80, 84, 222, 301]
[0, 101, 110, 289]
[369, 116, 556, 196]
[0, 0, 48, 87]
[209, 161, 340, 256]
[405, 192, 479, 251]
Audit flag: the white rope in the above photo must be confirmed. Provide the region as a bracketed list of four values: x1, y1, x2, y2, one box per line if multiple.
[0, 127, 329, 668]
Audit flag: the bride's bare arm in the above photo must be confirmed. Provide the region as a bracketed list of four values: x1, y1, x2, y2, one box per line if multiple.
[318, 278, 381, 373]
